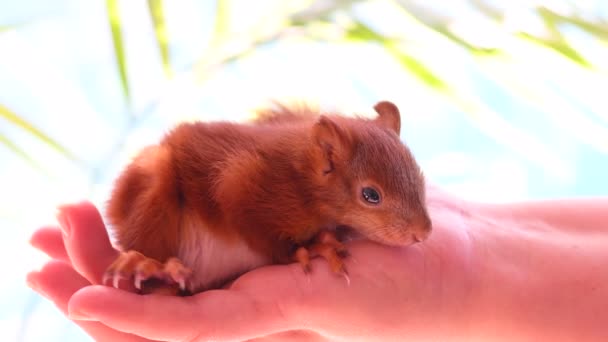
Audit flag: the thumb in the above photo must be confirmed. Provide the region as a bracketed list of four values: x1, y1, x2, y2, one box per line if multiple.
[67, 285, 295, 342]
[58, 201, 119, 284]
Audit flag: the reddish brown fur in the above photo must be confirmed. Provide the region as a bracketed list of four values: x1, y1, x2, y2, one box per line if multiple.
[106, 101, 431, 290]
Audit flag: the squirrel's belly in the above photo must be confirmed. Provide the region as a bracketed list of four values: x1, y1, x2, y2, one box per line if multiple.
[178, 223, 271, 292]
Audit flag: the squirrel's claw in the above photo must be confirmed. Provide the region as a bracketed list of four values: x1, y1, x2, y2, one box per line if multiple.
[292, 230, 350, 284]
[103, 251, 192, 294]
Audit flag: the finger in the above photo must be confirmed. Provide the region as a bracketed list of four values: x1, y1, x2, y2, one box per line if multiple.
[29, 226, 69, 263]
[57, 201, 120, 284]
[27, 261, 151, 342]
[27, 261, 90, 313]
[68, 284, 296, 342]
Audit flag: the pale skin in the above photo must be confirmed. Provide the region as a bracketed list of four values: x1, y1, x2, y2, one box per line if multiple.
[26, 186, 608, 341]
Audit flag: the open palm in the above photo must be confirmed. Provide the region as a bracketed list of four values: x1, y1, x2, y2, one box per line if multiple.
[28, 201, 474, 342]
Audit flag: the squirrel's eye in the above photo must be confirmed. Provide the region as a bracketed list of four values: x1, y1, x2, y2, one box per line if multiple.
[361, 187, 381, 204]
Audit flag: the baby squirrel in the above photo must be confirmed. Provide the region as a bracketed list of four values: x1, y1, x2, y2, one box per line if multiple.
[103, 101, 432, 294]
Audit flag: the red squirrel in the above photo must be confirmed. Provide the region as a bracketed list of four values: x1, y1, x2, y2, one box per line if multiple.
[103, 101, 432, 294]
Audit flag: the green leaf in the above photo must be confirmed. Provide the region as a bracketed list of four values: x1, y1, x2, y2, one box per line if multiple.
[147, 0, 172, 78]
[344, 20, 384, 42]
[526, 7, 592, 67]
[537, 7, 608, 42]
[388, 46, 447, 90]
[518, 32, 591, 67]
[468, 0, 503, 21]
[193, 0, 233, 82]
[392, 1, 500, 54]
[0, 104, 79, 163]
[106, 0, 131, 105]
[195, 30, 284, 84]
[0, 133, 43, 172]
[212, 0, 230, 43]
[432, 26, 500, 55]
[345, 20, 447, 90]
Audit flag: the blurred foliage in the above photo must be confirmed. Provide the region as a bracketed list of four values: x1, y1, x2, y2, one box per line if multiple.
[147, 0, 172, 78]
[0, 104, 79, 167]
[342, 19, 448, 89]
[106, 0, 131, 108]
[1, 0, 608, 170]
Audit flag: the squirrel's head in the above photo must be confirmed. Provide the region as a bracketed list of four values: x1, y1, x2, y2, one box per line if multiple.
[309, 101, 431, 246]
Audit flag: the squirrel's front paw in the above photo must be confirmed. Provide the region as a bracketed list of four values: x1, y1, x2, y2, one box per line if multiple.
[293, 230, 350, 284]
[103, 251, 192, 293]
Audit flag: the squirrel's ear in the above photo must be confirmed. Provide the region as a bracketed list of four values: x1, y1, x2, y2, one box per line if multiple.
[312, 116, 350, 174]
[373, 101, 401, 135]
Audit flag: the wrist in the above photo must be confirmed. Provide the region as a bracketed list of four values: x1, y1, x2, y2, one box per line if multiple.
[467, 207, 608, 341]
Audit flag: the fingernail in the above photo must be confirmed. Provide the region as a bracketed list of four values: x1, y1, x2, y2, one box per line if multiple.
[56, 206, 71, 238]
[68, 308, 94, 321]
[26, 274, 39, 290]
[26, 274, 50, 299]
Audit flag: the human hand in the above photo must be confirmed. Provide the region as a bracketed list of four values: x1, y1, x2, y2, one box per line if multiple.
[27, 200, 475, 342]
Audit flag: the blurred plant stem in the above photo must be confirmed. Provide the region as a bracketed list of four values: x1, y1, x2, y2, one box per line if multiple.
[0, 104, 80, 171]
[106, 0, 131, 112]
[148, 0, 173, 78]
